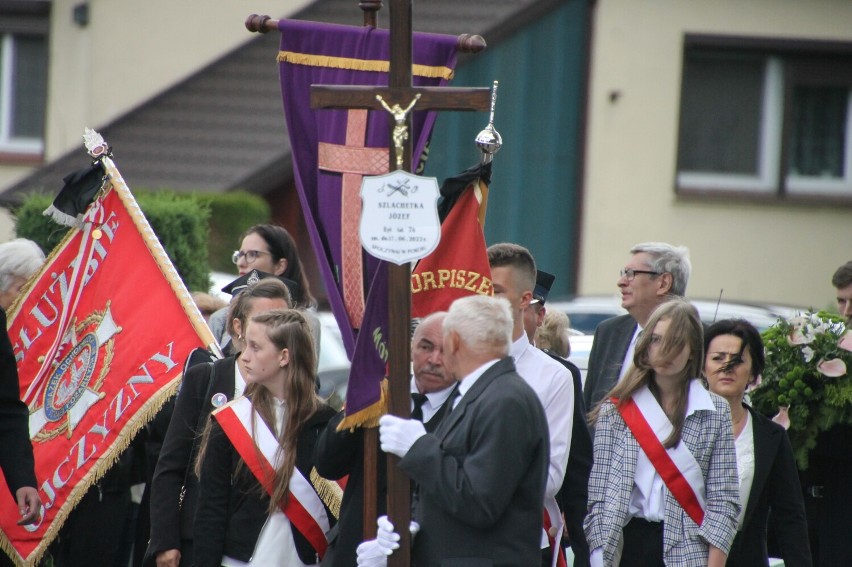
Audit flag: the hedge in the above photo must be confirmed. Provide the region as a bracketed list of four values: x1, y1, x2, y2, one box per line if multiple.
[14, 189, 270, 291]
[14, 191, 211, 292]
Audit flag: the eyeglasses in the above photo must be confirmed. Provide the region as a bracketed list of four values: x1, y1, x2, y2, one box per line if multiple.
[619, 268, 661, 281]
[231, 249, 272, 265]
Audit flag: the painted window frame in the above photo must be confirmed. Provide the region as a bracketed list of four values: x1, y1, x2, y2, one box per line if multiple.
[675, 34, 852, 204]
[0, 1, 50, 161]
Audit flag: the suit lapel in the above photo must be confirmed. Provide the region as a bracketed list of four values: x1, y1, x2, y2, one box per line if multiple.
[423, 385, 457, 433]
[222, 357, 237, 398]
[434, 358, 513, 440]
[742, 406, 779, 528]
[611, 317, 637, 375]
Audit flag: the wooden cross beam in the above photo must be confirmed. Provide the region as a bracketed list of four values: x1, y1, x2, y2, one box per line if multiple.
[309, 2, 491, 565]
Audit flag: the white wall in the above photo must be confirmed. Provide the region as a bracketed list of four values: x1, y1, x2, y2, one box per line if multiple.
[579, 0, 852, 309]
[0, 0, 311, 240]
[44, 0, 310, 158]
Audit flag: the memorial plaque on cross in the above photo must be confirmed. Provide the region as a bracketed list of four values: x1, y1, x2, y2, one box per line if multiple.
[309, 2, 492, 564]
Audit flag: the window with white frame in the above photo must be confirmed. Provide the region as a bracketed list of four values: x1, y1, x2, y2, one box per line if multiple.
[676, 37, 852, 200]
[0, 2, 50, 157]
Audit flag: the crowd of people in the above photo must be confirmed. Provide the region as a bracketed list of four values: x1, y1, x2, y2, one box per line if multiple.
[1, 227, 851, 567]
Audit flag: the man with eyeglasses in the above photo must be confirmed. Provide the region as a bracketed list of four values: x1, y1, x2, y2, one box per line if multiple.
[582, 242, 692, 410]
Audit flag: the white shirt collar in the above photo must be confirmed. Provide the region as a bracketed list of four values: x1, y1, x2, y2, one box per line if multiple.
[233, 357, 247, 397]
[409, 377, 455, 413]
[509, 334, 530, 361]
[686, 378, 715, 417]
[455, 359, 500, 407]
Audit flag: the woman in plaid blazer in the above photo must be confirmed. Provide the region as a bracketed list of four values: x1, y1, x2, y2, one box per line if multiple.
[584, 300, 739, 567]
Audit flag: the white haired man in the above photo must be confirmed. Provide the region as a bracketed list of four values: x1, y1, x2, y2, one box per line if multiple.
[0, 238, 45, 310]
[360, 295, 549, 566]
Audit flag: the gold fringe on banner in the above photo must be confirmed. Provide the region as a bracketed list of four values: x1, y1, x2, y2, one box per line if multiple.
[335, 378, 389, 431]
[277, 51, 454, 80]
[309, 467, 344, 520]
[0, 376, 182, 567]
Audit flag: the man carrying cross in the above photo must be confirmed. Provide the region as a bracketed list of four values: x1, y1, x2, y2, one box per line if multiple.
[360, 295, 550, 566]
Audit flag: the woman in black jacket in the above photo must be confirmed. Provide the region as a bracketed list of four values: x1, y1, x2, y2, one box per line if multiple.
[704, 319, 812, 566]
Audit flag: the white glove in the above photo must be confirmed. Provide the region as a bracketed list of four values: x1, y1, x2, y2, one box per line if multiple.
[356, 539, 388, 567]
[374, 515, 421, 554]
[379, 415, 426, 458]
[376, 515, 401, 554]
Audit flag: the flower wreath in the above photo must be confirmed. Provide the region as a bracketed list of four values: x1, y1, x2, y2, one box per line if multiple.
[750, 311, 852, 469]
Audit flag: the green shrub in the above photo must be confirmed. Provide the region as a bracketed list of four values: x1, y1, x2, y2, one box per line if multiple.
[14, 190, 212, 292]
[193, 191, 270, 272]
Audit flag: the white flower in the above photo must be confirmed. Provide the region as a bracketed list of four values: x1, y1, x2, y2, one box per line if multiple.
[802, 346, 815, 363]
[788, 327, 815, 345]
[772, 406, 791, 430]
[817, 358, 847, 378]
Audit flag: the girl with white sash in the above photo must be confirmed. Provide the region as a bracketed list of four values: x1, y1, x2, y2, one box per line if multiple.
[193, 309, 337, 566]
[584, 299, 739, 567]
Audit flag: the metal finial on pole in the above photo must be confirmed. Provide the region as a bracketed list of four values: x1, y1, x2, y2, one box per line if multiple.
[475, 81, 502, 163]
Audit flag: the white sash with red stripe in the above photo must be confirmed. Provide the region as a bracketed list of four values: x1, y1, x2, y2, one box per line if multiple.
[614, 386, 706, 525]
[212, 397, 331, 559]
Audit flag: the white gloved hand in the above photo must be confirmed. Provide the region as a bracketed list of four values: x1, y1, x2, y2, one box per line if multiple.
[374, 515, 421, 555]
[376, 515, 401, 554]
[379, 415, 426, 458]
[356, 539, 389, 567]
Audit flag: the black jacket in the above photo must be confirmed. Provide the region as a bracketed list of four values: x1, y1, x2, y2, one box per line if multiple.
[726, 405, 811, 567]
[547, 351, 593, 567]
[314, 388, 453, 567]
[146, 356, 238, 563]
[0, 309, 36, 496]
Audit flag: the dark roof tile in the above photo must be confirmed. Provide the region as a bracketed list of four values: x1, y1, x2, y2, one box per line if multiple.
[1, 0, 550, 204]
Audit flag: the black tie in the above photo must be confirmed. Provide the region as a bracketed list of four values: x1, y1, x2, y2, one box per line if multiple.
[411, 393, 428, 422]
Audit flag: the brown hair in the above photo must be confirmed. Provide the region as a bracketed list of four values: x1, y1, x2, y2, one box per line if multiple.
[588, 299, 703, 448]
[225, 278, 292, 342]
[196, 309, 319, 514]
[241, 224, 315, 308]
[832, 260, 852, 289]
[486, 242, 537, 292]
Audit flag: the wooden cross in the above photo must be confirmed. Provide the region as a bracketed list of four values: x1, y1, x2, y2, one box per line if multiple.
[310, 2, 492, 565]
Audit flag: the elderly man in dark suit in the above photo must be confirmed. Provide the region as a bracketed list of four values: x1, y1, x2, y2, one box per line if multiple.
[360, 295, 549, 567]
[583, 242, 692, 411]
[314, 311, 456, 567]
[0, 309, 41, 567]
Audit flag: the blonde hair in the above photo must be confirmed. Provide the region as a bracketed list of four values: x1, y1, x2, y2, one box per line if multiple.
[191, 291, 228, 321]
[588, 299, 703, 448]
[196, 309, 319, 514]
[536, 310, 571, 357]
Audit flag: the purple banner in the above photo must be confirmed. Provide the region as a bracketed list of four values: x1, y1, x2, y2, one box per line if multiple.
[278, 20, 458, 419]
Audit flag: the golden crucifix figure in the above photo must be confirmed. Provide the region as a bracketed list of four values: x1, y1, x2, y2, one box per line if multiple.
[376, 93, 422, 170]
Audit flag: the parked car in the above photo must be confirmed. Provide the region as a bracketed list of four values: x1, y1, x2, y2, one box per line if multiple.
[554, 295, 805, 387]
[549, 295, 799, 335]
[316, 311, 351, 409]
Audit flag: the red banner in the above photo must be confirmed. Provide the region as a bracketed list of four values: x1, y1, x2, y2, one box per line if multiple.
[411, 176, 492, 318]
[0, 158, 214, 565]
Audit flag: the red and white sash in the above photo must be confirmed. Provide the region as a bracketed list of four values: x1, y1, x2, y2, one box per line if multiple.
[212, 397, 331, 559]
[614, 386, 706, 525]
